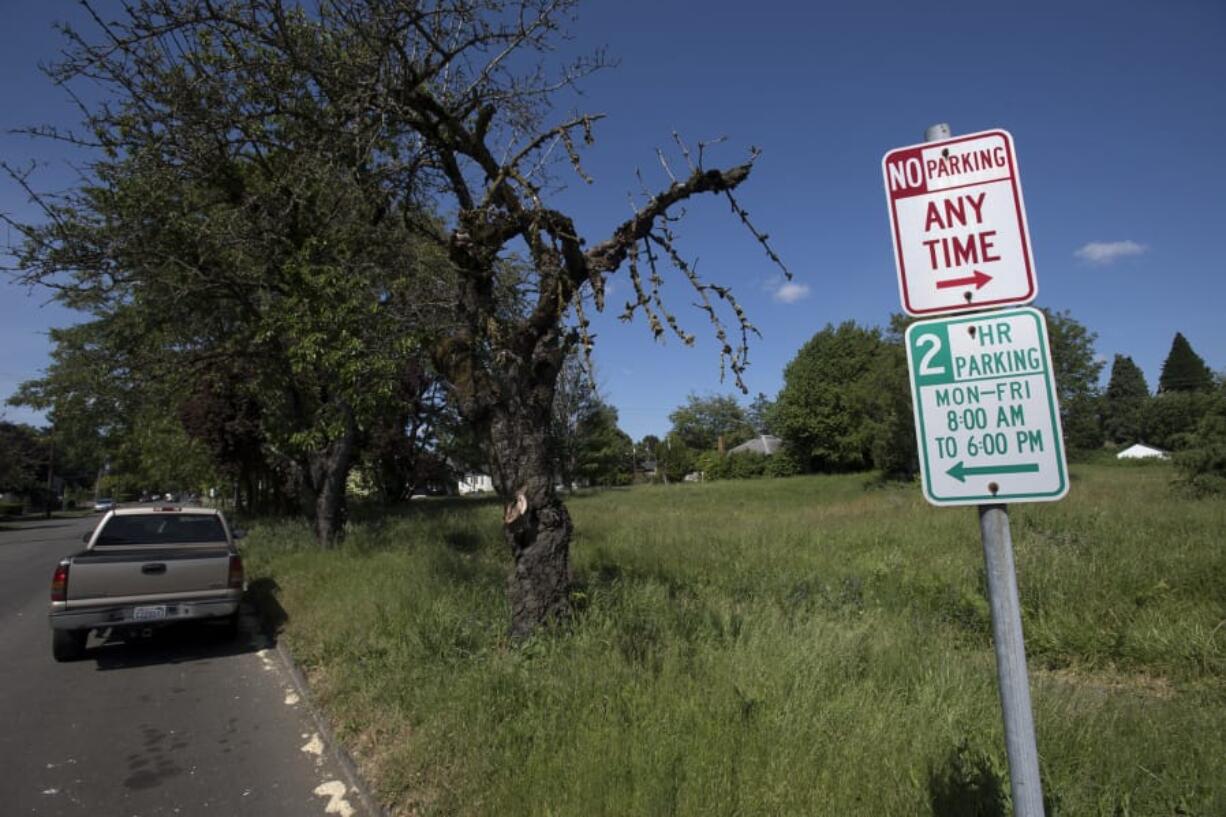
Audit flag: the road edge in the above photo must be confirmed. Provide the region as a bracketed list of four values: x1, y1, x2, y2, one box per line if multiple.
[247, 602, 388, 817]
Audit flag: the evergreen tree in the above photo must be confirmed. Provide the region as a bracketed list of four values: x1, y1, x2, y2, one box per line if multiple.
[1102, 355, 1150, 444]
[1159, 333, 1214, 393]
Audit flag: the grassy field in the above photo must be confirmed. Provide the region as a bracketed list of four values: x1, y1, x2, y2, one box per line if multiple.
[242, 462, 1225, 816]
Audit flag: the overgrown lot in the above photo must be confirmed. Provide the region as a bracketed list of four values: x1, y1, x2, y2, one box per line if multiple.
[243, 463, 1225, 816]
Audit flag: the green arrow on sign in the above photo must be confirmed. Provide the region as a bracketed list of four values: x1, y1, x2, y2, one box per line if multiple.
[946, 461, 1041, 483]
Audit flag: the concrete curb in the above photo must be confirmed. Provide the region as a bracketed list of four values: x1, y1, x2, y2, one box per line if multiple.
[246, 603, 387, 817]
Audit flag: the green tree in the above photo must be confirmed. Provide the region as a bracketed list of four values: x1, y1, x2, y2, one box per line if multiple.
[1041, 309, 1105, 452]
[1140, 391, 1216, 451]
[574, 402, 633, 487]
[12, 0, 785, 636]
[668, 393, 754, 451]
[1158, 333, 1214, 393]
[1173, 381, 1226, 495]
[1101, 355, 1150, 444]
[656, 435, 697, 484]
[7, 1, 442, 545]
[773, 321, 914, 475]
[0, 422, 44, 497]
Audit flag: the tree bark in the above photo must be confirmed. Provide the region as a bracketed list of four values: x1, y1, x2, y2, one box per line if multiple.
[489, 398, 573, 638]
[293, 408, 357, 548]
[312, 428, 354, 547]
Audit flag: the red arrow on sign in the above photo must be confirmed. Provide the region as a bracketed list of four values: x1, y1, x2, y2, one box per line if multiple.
[936, 269, 992, 290]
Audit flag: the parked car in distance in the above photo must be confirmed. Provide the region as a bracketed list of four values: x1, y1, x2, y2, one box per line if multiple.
[49, 507, 245, 661]
[93, 498, 116, 513]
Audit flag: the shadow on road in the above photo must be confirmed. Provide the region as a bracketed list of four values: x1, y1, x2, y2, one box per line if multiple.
[85, 610, 272, 672]
[0, 522, 74, 532]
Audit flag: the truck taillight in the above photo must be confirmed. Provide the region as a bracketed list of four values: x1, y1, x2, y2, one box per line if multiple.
[51, 562, 69, 602]
[228, 554, 245, 589]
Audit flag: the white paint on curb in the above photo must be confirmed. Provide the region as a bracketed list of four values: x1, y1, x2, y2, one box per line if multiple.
[301, 733, 324, 757]
[314, 780, 356, 817]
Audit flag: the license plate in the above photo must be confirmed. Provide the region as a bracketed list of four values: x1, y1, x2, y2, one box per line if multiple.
[134, 605, 167, 621]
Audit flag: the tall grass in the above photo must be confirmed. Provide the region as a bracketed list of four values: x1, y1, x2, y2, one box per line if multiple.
[242, 464, 1225, 816]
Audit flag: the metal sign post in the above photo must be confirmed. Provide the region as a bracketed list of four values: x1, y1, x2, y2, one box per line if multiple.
[979, 503, 1045, 816]
[882, 123, 1050, 817]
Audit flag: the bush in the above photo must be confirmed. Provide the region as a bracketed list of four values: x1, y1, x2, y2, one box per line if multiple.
[0, 502, 23, 517]
[1141, 391, 1215, 451]
[1174, 400, 1226, 496]
[764, 448, 803, 478]
[725, 452, 767, 480]
[696, 450, 798, 481]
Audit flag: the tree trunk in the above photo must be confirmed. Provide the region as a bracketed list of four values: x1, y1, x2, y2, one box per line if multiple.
[487, 378, 573, 639]
[294, 410, 357, 548]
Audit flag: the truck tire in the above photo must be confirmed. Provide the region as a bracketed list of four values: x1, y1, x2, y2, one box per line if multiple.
[52, 629, 88, 662]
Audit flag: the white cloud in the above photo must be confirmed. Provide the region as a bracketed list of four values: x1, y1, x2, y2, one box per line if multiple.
[1074, 240, 1146, 264]
[772, 280, 811, 304]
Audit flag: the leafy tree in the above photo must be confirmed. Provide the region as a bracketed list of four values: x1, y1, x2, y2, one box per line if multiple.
[638, 435, 662, 462]
[1140, 391, 1216, 451]
[774, 321, 909, 473]
[1101, 355, 1150, 444]
[360, 361, 453, 504]
[0, 422, 45, 496]
[1158, 333, 1215, 393]
[574, 403, 633, 487]
[656, 435, 697, 484]
[1173, 382, 1226, 495]
[8, 323, 125, 489]
[1041, 309, 1105, 452]
[177, 362, 282, 512]
[668, 393, 754, 452]
[12, 0, 785, 635]
[6, 1, 443, 545]
[184, 0, 784, 636]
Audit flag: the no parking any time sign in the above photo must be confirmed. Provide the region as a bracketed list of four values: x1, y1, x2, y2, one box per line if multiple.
[883, 130, 1036, 316]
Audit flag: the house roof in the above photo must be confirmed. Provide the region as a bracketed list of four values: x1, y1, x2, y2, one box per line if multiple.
[728, 434, 783, 456]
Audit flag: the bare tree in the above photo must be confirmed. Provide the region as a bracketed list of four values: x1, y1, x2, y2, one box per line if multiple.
[362, 1, 788, 637]
[16, 0, 788, 636]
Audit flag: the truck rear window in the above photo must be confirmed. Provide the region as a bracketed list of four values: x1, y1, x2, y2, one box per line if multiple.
[96, 515, 228, 546]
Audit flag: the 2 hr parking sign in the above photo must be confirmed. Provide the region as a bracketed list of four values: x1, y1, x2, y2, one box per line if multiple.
[905, 307, 1067, 506]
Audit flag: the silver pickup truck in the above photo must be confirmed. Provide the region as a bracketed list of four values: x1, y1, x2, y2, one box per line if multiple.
[49, 506, 245, 661]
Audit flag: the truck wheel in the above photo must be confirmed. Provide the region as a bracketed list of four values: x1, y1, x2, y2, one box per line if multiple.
[52, 629, 88, 662]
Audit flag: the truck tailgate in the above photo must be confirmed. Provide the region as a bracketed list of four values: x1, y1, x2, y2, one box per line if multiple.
[67, 547, 233, 603]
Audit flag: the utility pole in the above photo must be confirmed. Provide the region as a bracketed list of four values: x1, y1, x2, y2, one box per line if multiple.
[45, 431, 54, 519]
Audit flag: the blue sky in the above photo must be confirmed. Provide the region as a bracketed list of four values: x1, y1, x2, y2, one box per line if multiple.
[3, 0, 1224, 441]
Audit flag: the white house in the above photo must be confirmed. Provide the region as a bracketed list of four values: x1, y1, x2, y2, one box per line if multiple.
[1116, 443, 1169, 460]
[458, 473, 495, 494]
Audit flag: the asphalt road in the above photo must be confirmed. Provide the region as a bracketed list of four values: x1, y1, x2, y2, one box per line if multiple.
[0, 512, 369, 817]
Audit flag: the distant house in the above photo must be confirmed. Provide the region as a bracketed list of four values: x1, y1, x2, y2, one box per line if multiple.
[458, 473, 495, 494]
[728, 434, 784, 456]
[1117, 443, 1169, 460]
